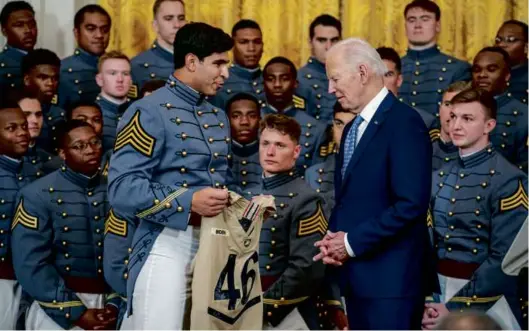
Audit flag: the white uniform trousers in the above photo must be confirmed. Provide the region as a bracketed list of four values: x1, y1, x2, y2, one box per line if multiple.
[0, 279, 21, 330]
[126, 226, 199, 330]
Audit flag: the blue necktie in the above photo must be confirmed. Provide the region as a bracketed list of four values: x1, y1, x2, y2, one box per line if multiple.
[341, 115, 363, 178]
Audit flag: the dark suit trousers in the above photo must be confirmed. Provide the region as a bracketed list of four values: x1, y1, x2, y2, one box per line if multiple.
[345, 295, 423, 330]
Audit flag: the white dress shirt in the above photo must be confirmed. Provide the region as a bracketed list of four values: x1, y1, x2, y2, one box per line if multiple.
[344, 87, 389, 257]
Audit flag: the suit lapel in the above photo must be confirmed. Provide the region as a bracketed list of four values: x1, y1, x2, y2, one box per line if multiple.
[340, 93, 395, 189]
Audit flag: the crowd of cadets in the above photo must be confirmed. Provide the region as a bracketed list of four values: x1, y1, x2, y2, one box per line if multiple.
[0, 0, 527, 329]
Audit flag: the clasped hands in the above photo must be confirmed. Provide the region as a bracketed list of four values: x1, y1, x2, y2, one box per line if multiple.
[313, 231, 350, 266]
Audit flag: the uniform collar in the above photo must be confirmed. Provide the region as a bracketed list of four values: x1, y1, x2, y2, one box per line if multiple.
[96, 94, 125, 112]
[73, 47, 100, 68]
[2, 44, 28, 58]
[166, 75, 205, 106]
[495, 91, 512, 107]
[230, 63, 262, 80]
[511, 61, 528, 74]
[60, 165, 102, 188]
[458, 144, 495, 168]
[232, 140, 259, 157]
[406, 45, 441, 59]
[438, 139, 458, 154]
[262, 168, 299, 190]
[264, 103, 295, 115]
[306, 57, 326, 74]
[151, 40, 174, 63]
[0, 154, 22, 173]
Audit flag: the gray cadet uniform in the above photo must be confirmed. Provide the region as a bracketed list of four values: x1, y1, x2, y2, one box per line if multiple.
[107, 75, 234, 315]
[430, 146, 527, 329]
[131, 41, 174, 91]
[209, 64, 265, 110]
[246, 170, 327, 329]
[399, 46, 471, 117]
[297, 57, 336, 123]
[231, 140, 262, 191]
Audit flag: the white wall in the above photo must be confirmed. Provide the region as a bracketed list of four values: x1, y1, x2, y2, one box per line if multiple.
[0, 0, 96, 59]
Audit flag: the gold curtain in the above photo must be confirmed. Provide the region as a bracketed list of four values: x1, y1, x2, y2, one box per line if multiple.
[99, 0, 528, 67]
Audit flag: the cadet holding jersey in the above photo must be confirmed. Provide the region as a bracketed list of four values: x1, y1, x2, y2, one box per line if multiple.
[107, 23, 234, 330]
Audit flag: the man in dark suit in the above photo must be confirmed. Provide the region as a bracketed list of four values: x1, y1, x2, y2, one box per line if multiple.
[314, 38, 436, 329]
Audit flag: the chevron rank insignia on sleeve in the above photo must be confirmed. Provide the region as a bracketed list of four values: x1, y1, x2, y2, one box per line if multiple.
[500, 180, 528, 211]
[127, 84, 138, 99]
[427, 208, 433, 227]
[11, 199, 38, 230]
[105, 209, 128, 237]
[429, 129, 440, 142]
[293, 95, 306, 109]
[114, 110, 155, 157]
[298, 203, 328, 237]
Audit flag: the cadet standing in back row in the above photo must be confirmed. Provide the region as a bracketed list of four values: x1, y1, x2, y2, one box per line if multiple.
[58, 5, 111, 109]
[209, 19, 265, 109]
[399, 0, 470, 117]
[297, 14, 341, 123]
[107, 22, 234, 330]
[131, 0, 186, 91]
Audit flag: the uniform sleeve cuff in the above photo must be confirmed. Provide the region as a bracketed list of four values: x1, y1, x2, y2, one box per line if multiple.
[344, 233, 355, 257]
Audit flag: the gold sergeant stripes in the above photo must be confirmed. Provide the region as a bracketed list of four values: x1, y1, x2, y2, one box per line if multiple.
[426, 208, 433, 227]
[293, 95, 305, 109]
[127, 84, 138, 99]
[11, 199, 38, 230]
[500, 180, 528, 211]
[297, 203, 327, 237]
[114, 110, 155, 157]
[105, 209, 128, 237]
[136, 188, 188, 219]
[429, 129, 440, 142]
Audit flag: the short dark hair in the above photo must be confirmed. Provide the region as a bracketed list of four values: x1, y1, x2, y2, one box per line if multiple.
[259, 114, 301, 144]
[4, 89, 39, 107]
[501, 20, 528, 42]
[333, 101, 350, 117]
[376, 47, 402, 73]
[263, 56, 297, 79]
[0, 89, 23, 109]
[140, 79, 166, 97]
[0, 1, 34, 28]
[74, 4, 111, 30]
[226, 93, 260, 114]
[309, 14, 342, 40]
[231, 19, 261, 37]
[404, 0, 441, 21]
[55, 119, 94, 149]
[153, 0, 184, 16]
[21, 49, 61, 76]
[173, 22, 233, 69]
[451, 87, 497, 120]
[475, 46, 510, 66]
[66, 100, 102, 120]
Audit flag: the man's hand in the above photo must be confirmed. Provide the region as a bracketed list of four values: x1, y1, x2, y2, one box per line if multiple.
[331, 308, 349, 330]
[421, 303, 449, 330]
[313, 231, 349, 266]
[191, 188, 228, 217]
[74, 308, 114, 330]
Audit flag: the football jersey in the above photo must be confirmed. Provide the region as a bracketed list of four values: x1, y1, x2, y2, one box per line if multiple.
[191, 192, 275, 330]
